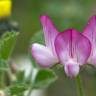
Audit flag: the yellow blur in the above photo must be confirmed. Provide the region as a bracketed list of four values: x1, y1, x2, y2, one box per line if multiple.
[0, 0, 12, 19]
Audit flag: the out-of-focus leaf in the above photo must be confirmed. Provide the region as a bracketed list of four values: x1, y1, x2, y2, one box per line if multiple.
[0, 20, 19, 35]
[30, 30, 44, 44]
[32, 69, 57, 89]
[84, 64, 96, 75]
[16, 70, 25, 83]
[5, 83, 28, 95]
[0, 31, 19, 60]
[0, 59, 8, 71]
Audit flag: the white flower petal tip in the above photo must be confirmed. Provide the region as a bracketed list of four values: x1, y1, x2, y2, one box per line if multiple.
[64, 63, 80, 78]
[32, 43, 58, 68]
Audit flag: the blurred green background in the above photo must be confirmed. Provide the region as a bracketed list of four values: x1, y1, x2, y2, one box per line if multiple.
[12, 0, 96, 55]
[12, 0, 96, 96]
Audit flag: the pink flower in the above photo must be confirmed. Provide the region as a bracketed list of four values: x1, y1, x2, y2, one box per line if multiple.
[32, 15, 59, 67]
[83, 16, 96, 65]
[32, 15, 91, 77]
[55, 29, 91, 77]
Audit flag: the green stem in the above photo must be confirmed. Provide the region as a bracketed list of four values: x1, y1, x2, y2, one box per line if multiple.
[27, 69, 33, 96]
[76, 75, 84, 96]
[0, 71, 5, 89]
[27, 87, 33, 96]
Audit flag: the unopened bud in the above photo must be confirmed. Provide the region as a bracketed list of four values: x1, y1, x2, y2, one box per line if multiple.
[0, 0, 12, 18]
[0, 90, 5, 96]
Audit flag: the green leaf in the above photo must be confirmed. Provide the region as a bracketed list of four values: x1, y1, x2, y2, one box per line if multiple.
[84, 64, 96, 75]
[30, 30, 44, 44]
[0, 32, 19, 60]
[32, 69, 57, 89]
[16, 70, 25, 83]
[0, 59, 8, 71]
[5, 83, 28, 95]
[0, 59, 8, 88]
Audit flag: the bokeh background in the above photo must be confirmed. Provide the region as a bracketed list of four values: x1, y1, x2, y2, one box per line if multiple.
[12, 0, 96, 96]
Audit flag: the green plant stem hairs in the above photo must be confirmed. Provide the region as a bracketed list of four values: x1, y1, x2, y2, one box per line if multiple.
[76, 75, 85, 96]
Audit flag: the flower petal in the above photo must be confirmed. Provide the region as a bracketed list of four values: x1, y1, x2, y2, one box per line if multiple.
[40, 15, 58, 55]
[32, 43, 58, 67]
[55, 29, 91, 65]
[83, 16, 96, 64]
[64, 63, 80, 77]
[83, 16, 96, 43]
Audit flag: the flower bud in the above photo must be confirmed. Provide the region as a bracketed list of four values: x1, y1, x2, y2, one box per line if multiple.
[0, 0, 12, 19]
[0, 90, 5, 96]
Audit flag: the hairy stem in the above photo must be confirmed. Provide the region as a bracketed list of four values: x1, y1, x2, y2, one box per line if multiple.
[76, 75, 85, 96]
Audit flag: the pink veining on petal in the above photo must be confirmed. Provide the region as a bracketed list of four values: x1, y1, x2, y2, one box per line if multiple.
[40, 15, 58, 56]
[55, 29, 91, 65]
[31, 15, 59, 68]
[83, 15, 96, 65]
[55, 29, 91, 77]
[64, 62, 80, 77]
[32, 43, 58, 67]
[83, 16, 96, 42]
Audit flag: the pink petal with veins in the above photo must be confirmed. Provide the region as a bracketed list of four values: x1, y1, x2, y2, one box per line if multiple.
[83, 16, 96, 65]
[40, 15, 58, 56]
[55, 29, 91, 77]
[64, 62, 80, 77]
